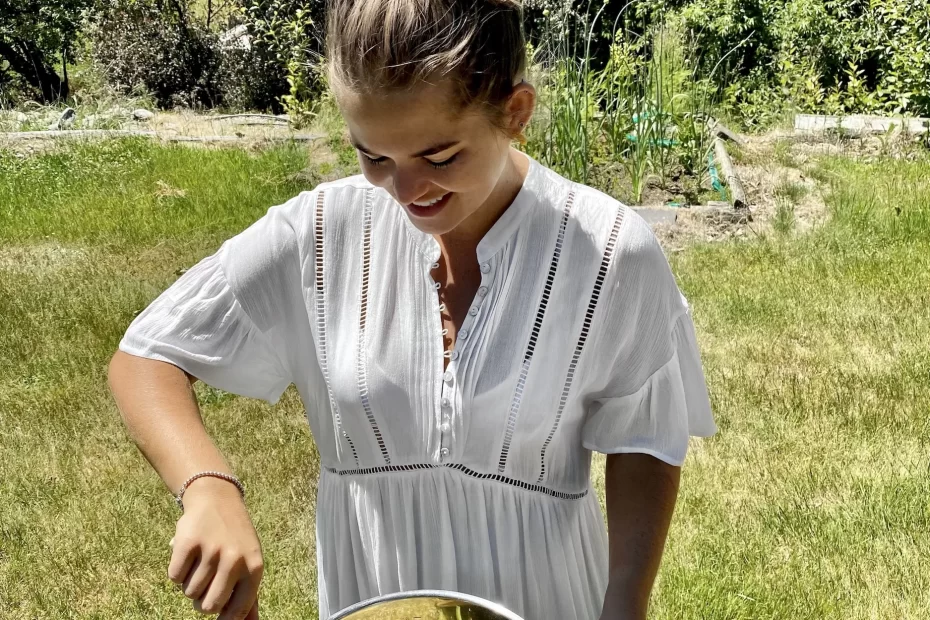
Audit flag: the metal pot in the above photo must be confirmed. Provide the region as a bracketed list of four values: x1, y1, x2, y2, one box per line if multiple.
[328, 589, 525, 620]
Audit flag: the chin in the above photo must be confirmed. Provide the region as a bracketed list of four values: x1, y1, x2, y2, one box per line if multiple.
[401, 193, 465, 236]
[404, 211, 460, 236]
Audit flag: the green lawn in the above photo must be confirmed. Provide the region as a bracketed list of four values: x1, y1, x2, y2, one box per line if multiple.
[1, 139, 928, 619]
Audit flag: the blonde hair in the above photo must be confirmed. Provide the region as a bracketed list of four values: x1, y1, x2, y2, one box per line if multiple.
[325, 0, 526, 122]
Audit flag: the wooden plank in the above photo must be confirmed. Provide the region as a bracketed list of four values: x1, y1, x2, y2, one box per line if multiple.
[795, 114, 930, 134]
[210, 114, 289, 124]
[707, 117, 744, 145]
[632, 207, 678, 226]
[0, 130, 323, 143]
[0, 129, 158, 140]
[166, 134, 322, 143]
[713, 137, 748, 209]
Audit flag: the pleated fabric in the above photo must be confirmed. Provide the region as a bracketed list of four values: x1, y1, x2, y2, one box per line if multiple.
[120, 153, 716, 619]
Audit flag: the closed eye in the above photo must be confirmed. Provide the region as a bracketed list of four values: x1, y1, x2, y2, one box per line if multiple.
[428, 153, 459, 169]
[362, 153, 387, 166]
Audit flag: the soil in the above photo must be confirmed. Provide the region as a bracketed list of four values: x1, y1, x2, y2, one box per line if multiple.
[647, 134, 832, 251]
[651, 129, 928, 250]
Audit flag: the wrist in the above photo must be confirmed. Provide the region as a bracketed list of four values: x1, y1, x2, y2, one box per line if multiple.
[177, 474, 245, 510]
[600, 581, 648, 620]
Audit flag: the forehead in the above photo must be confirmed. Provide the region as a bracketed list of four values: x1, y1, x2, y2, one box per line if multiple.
[338, 83, 490, 156]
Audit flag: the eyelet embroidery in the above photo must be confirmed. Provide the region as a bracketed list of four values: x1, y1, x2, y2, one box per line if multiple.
[498, 191, 575, 474]
[358, 190, 390, 464]
[538, 203, 625, 482]
[316, 190, 358, 465]
[325, 463, 588, 501]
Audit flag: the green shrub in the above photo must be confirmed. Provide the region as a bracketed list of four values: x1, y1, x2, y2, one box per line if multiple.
[215, 43, 289, 113]
[237, 0, 324, 122]
[0, 0, 95, 102]
[88, 0, 225, 108]
[527, 0, 930, 128]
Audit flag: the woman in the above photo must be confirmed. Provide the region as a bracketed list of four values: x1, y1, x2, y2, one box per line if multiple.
[108, 1, 716, 619]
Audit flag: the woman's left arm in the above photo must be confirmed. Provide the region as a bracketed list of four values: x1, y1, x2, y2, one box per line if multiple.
[599, 453, 681, 620]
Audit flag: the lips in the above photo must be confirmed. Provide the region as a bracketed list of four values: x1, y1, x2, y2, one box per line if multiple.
[407, 192, 452, 218]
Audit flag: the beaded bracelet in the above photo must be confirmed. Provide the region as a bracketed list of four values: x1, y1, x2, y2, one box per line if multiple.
[175, 471, 245, 512]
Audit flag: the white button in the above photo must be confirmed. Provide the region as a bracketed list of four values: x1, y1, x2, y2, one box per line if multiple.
[440, 447, 450, 457]
[443, 371, 453, 383]
[477, 286, 488, 297]
[433, 282, 441, 290]
[441, 397, 451, 408]
[469, 307, 479, 316]
[440, 422, 451, 433]
[450, 350, 460, 361]
[459, 329, 469, 339]
[480, 262, 491, 274]
[431, 262, 439, 270]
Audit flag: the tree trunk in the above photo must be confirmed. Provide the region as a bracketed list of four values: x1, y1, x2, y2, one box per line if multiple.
[0, 39, 68, 102]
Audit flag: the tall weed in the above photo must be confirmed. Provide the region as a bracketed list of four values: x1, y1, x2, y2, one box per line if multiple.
[527, 9, 722, 204]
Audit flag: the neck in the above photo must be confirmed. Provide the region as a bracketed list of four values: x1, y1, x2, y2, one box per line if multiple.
[435, 148, 529, 259]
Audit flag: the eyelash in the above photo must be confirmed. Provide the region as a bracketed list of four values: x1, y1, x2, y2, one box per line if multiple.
[363, 154, 387, 166]
[362, 154, 458, 169]
[429, 155, 457, 169]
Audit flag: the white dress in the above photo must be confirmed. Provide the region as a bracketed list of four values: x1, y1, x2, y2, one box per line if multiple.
[120, 154, 716, 620]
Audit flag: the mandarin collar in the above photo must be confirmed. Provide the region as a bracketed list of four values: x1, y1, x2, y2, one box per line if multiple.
[408, 152, 542, 263]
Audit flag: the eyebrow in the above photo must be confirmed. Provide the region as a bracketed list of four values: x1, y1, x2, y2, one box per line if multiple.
[351, 139, 461, 158]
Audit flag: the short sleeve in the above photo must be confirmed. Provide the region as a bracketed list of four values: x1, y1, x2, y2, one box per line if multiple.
[119, 192, 314, 404]
[582, 211, 716, 465]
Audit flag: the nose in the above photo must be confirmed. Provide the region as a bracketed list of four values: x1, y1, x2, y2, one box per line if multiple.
[392, 166, 431, 205]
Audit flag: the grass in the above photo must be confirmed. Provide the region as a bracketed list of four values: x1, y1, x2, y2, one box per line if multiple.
[2, 139, 929, 619]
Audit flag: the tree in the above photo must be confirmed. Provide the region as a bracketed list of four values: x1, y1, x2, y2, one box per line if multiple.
[0, 0, 93, 102]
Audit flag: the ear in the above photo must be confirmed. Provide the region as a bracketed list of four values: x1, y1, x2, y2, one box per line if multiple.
[505, 81, 536, 140]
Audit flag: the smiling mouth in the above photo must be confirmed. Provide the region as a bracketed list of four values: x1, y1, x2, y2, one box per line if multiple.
[407, 192, 452, 217]
[411, 193, 449, 207]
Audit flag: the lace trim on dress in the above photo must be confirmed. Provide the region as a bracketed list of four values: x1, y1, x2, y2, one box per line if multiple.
[498, 191, 576, 473]
[538, 204, 626, 482]
[325, 462, 589, 501]
[357, 189, 390, 464]
[316, 190, 359, 465]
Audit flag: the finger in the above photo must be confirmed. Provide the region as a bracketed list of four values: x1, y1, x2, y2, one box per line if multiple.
[218, 579, 260, 620]
[167, 540, 196, 585]
[183, 553, 217, 600]
[197, 557, 239, 614]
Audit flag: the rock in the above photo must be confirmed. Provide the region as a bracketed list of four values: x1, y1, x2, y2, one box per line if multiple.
[47, 107, 76, 130]
[633, 207, 679, 227]
[60, 108, 76, 129]
[220, 24, 251, 50]
[133, 108, 155, 121]
[12, 111, 27, 122]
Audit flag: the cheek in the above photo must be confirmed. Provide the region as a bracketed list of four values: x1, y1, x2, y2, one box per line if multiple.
[359, 160, 392, 189]
[448, 153, 502, 194]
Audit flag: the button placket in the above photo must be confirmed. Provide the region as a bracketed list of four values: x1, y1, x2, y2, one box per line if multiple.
[439, 370, 455, 461]
[434, 257, 495, 464]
